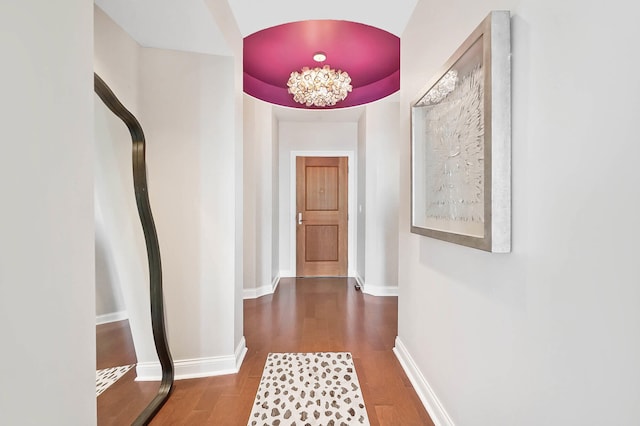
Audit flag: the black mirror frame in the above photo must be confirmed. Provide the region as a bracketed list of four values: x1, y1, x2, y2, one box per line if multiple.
[94, 73, 174, 425]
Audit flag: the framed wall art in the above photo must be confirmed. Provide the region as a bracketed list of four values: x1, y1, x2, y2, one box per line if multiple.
[411, 10, 511, 252]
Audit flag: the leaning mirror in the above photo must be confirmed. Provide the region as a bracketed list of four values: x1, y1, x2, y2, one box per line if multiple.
[94, 73, 174, 425]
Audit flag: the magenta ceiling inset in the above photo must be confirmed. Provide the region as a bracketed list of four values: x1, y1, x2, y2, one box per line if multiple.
[243, 20, 400, 109]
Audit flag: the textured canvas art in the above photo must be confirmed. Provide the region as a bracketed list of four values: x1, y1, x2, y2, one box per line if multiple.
[421, 62, 485, 226]
[413, 36, 486, 238]
[410, 11, 511, 252]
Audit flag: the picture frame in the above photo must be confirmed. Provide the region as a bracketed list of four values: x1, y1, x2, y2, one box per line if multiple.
[410, 10, 511, 252]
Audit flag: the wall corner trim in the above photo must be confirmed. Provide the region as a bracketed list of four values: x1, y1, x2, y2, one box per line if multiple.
[243, 275, 281, 300]
[356, 275, 399, 297]
[271, 275, 281, 293]
[279, 270, 294, 278]
[363, 284, 399, 297]
[393, 337, 455, 426]
[234, 336, 248, 371]
[355, 274, 365, 290]
[135, 337, 248, 381]
[96, 310, 128, 325]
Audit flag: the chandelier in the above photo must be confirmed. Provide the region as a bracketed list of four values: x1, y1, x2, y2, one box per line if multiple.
[287, 64, 352, 107]
[417, 70, 458, 106]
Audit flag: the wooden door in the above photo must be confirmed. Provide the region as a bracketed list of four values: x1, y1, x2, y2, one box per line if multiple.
[296, 156, 348, 277]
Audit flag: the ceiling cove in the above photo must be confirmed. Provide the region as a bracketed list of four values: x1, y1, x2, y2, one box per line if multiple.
[243, 20, 400, 109]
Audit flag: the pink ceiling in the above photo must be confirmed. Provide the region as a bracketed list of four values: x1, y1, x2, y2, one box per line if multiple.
[243, 20, 400, 109]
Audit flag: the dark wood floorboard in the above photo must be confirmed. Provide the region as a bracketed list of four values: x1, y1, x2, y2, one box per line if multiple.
[96, 319, 137, 370]
[97, 319, 161, 425]
[97, 278, 434, 425]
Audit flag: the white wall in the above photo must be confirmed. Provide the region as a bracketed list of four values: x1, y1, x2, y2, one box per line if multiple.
[93, 7, 139, 113]
[271, 115, 280, 282]
[204, 0, 246, 350]
[95, 208, 126, 319]
[362, 101, 400, 296]
[94, 98, 134, 323]
[140, 47, 244, 373]
[356, 113, 367, 282]
[0, 1, 95, 424]
[243, 97, 257, 295]
[94, 6, 158, 366]
[95, 6, 245, 380]
[278, 121, 358, 277]
[243, 95, 279, 298]
[397, 2, 640, 425]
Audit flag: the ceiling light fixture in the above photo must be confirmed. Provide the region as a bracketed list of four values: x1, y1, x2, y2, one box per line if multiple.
[313, 52, 327, 62]
[287, 62, 352, 107]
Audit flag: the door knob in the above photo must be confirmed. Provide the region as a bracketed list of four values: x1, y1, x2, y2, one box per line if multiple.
[298, 212, 303, 225]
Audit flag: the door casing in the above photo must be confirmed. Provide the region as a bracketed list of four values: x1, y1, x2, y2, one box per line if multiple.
[289, 150, 356, 277]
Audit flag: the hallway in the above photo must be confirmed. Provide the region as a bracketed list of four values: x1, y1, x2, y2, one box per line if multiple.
[98, 278, 433, 425]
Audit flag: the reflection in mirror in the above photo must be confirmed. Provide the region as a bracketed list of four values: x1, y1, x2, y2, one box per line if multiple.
[94, 73, 173, 425]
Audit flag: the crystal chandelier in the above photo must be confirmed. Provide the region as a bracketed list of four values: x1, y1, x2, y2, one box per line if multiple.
[287, 64, 352, 107]
[417, 70, 458, 106]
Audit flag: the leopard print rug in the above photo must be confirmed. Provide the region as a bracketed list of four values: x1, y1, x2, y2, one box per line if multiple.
[248, 352, 370, 426]
[96, 364, 133, 396]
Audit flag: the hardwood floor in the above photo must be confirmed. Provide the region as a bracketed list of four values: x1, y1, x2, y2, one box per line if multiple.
[97, 319, 137, 370]
[97, 278, 434, 425]
[97, 320, 160, 425]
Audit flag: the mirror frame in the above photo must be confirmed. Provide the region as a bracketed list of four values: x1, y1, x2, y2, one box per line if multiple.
[94, 73, 174, 425]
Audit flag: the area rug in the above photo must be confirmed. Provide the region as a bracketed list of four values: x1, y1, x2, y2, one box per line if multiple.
[248, 352, 370, 426]
[96, 364, 134, 396]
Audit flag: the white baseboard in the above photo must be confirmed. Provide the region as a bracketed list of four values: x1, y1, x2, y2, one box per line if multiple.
[279, 270, 294, 278]
[354, 274, 398, 297]
[136, 336, 248, 381]
[243, 275, 281, 299]
[271, 275, 281, 293]
[96, 310, 128, 325]
[393, 337, 454, 426]
[134, 362, 160, 381]
[354, 273, 365, 289]
[363, 284, 398, 297]
[243, 285, 271, 299]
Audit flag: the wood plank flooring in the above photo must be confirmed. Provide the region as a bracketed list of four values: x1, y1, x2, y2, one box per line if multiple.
[97, 277, 433, 425]
[97, 319, 137, 370]
[97, 320, 160, 425]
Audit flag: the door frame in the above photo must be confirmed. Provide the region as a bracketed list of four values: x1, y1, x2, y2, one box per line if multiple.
[290, 150, 356, 277]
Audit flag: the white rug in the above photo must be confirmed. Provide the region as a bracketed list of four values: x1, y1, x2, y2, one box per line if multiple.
[248, 352, 370, 426]
[96, 364, 134, 396]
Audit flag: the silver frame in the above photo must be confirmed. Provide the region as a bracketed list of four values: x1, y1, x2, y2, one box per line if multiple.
[410, 10, 511, 253]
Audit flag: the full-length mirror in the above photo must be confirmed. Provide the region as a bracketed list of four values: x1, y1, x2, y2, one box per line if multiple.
[94, 73, 174, 425]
